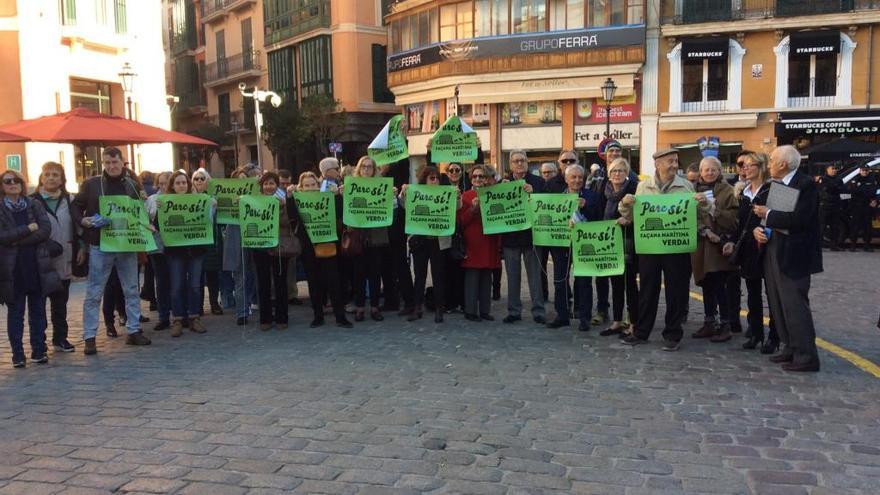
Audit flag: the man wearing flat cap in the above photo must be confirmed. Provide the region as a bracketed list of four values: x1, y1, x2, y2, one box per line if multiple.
[617, 148, 707, 351]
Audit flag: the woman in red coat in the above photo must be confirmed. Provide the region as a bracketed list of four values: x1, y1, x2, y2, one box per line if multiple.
[458, 165, 501, 321]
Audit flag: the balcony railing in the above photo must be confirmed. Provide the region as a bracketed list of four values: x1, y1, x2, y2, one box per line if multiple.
[681, 82, 729, 112]
[787, 77, 837, 107]
[204, 51, 261, 84]
[202, 0, 227, 22]
[214, 111, 253, 133]
[264, 0, 330, 45]
[662, 0, 871, 24]
[176, 90, 207, 113]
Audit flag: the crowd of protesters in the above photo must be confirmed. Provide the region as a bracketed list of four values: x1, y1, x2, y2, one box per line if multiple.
[1, 141, 878, 371]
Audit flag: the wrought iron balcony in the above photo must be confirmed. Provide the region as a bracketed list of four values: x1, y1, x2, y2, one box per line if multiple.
[681, 82, 729, 112]
[662, 0, 870, 24]
[201, 0, 227, 23]
[787, 77, 838, 107]
[264, 0, 330, 46]
[204, 51, 261, 86]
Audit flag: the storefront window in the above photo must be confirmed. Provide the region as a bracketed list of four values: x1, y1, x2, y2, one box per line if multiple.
[512, 0, 546, 33]
[588, 0, 626, 27]
[502, 101, 562, 125]
[407, 101, 440, 134]
[550, 0, 584, 30]
[440, 2, 473, 41]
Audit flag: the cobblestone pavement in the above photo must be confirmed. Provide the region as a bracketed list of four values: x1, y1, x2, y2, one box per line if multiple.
[0, 251, 878, 495]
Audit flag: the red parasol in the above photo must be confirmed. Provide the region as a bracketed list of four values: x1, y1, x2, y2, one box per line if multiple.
[0, 107, 215, 146]
[0, 130, 27, 142]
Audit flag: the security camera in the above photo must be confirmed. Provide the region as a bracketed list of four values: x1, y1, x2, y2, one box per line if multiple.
[238, 82, 247, 91]
[269, 94, 282, 108]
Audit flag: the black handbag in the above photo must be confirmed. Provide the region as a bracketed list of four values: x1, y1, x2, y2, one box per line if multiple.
[449, 229, 466, 260]
[44, 239, 64, 258]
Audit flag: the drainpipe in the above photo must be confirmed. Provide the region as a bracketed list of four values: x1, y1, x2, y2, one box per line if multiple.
[867, 24, 873, 110]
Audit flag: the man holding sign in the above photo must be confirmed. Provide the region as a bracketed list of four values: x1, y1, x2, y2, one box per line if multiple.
[618, 148, 707, 351]
[71, 148, 152, 355]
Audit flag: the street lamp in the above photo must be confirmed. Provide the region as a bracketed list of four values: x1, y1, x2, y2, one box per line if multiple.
[238, 83, 281, 170]
[601, 77, 617, 140]
[230, 117, 240, 169]
[118, 62, 138, 171]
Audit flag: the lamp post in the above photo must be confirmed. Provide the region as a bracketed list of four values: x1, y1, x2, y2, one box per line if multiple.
[238, 83, 281, 170]
[230, 117, 240, 169]
[601, 77, 617, 140]
[118, 62, 137, 171]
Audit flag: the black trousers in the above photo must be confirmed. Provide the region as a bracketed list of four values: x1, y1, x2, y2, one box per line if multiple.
[609, 260, 638, 323]
[353, 246, 383, 308]
[743, 276, 778, 342]
[445, 252, 465, 311]
[103, 267, 125, 324]
[725, 271, 743, 331]
[764, 238, 819, 365]
[47, 279, 71, 344]
[595, 276, 610, 315]
[822, 207, 844, 248]
[412, 239, 446, 309]
[382, 218, 414, 309]
[253, 251, 288, 324]
[140, 257, 156, 303]
[851, 207, 874, 246]
[539, 247, 550, 301]
[633, 253, 691, 342]
[491, 267, 502, 294]
[303, 251, 346, 321]
[204, 270, 220, 309]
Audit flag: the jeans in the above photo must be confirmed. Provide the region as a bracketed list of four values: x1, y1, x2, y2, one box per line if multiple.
[150, 254, 171, 323]
[502, 246, 545, 320]
[46, 280, 71, 344]
[168, 252, 205, 318]
[7, 289, 47, 360]
[701, 271, 731, 324]
[84, 246, 142, 339]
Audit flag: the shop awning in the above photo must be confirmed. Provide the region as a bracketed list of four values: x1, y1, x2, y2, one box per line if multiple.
[776, 110, 880, 138]
[682, 37, 729, 61]
[457, 74, 634, 105]
[801, 138, 880, 162]
[790, 30, 840, 57]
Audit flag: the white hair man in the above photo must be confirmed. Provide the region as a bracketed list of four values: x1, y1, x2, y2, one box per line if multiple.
[751, 145, 823, 372]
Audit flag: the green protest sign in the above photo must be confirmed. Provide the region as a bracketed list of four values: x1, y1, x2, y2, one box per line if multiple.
[430, 115, 478, 163]
[530, 193, 578, 247]
[633, 193, 697, 254]
[208, 178, 259, 224]
[157, 194, 214, 247]
[404, 184, 457, 236]
[293, 191, 338, 243]
[368, 115, 409, 166]
[238, 195, 279, 249]
[99, 195, 157, 253]
[478, 179, 532, 234]
[342, 176, 394, 228]
[572, 220, 625, 277]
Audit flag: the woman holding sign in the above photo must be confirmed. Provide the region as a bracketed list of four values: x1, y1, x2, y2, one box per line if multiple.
[161, 171, 209, 337]
[458, 165, 501, 321]
[600, 158, 639, 337]
[691, 156, 740, 343]
[192, 168, 224, 316]
[348, 157, 387, 322]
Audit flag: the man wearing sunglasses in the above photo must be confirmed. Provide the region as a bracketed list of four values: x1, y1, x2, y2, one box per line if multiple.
[500, 150, 546, 325]
[72, 147, 152, 355]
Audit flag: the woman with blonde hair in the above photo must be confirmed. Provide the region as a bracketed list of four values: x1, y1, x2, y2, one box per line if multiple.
[344, 156, 387, 321]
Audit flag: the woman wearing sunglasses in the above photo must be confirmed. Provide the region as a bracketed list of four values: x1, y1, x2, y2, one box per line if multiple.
[457, 165, 501, 322]
[0, 169, 61, 368]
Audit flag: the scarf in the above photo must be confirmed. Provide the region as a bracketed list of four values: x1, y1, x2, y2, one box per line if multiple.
[603, 179, 629, 220]
[695, 178, 719, 194]
[3, 196, 27, 212]
[40, 189, 62, 200]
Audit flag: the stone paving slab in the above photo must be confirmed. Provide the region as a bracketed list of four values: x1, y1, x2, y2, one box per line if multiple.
[0, 251, 878, 494]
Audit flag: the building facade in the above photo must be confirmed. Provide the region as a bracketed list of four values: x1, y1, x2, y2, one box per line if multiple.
[0, 0, 173, 189]
[386, 0, 647, 172]
[650, 0, 880, 175]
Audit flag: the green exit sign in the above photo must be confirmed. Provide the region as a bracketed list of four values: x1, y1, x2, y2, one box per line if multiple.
[6, 154, 21, 172]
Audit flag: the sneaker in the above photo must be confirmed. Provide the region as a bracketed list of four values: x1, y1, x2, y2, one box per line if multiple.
[53, 340, 75, 352]
[502, 315, 521, 324]
[662, 339, 681, 352]
[171, 319, 184, 338]
[344, 303, 357, 314]
[190, 317, 207, 334]
[620, 334, 647, 346]
[84, 338, 97, 355]
[154, 320, 170, 331]
[32, 354, 49, 364]
[125, 331, 152, 346]
[12, 356, 25, 368]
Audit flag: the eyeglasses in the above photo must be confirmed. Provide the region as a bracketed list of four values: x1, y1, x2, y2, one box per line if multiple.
[447, 168, 461, 174]
[471, 174, 486, 179]
[2, 178, 21, 185]
[609, 169, 627, 174]
[192, 176, 207, 182]
[560, 159, 577, 164]
[736, 161, 745, 167]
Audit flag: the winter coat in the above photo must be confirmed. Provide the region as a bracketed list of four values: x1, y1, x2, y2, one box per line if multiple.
[0, 197, 63, 304]
[691, 179, 739, 285]
[732, 181, 770, 279]
[31, 191, 79, 281]
[617, 173, 701, 221]
[457, 188, 501, 270]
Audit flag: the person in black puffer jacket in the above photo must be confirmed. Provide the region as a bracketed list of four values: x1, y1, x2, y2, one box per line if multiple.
[0, 169, 62, 368]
